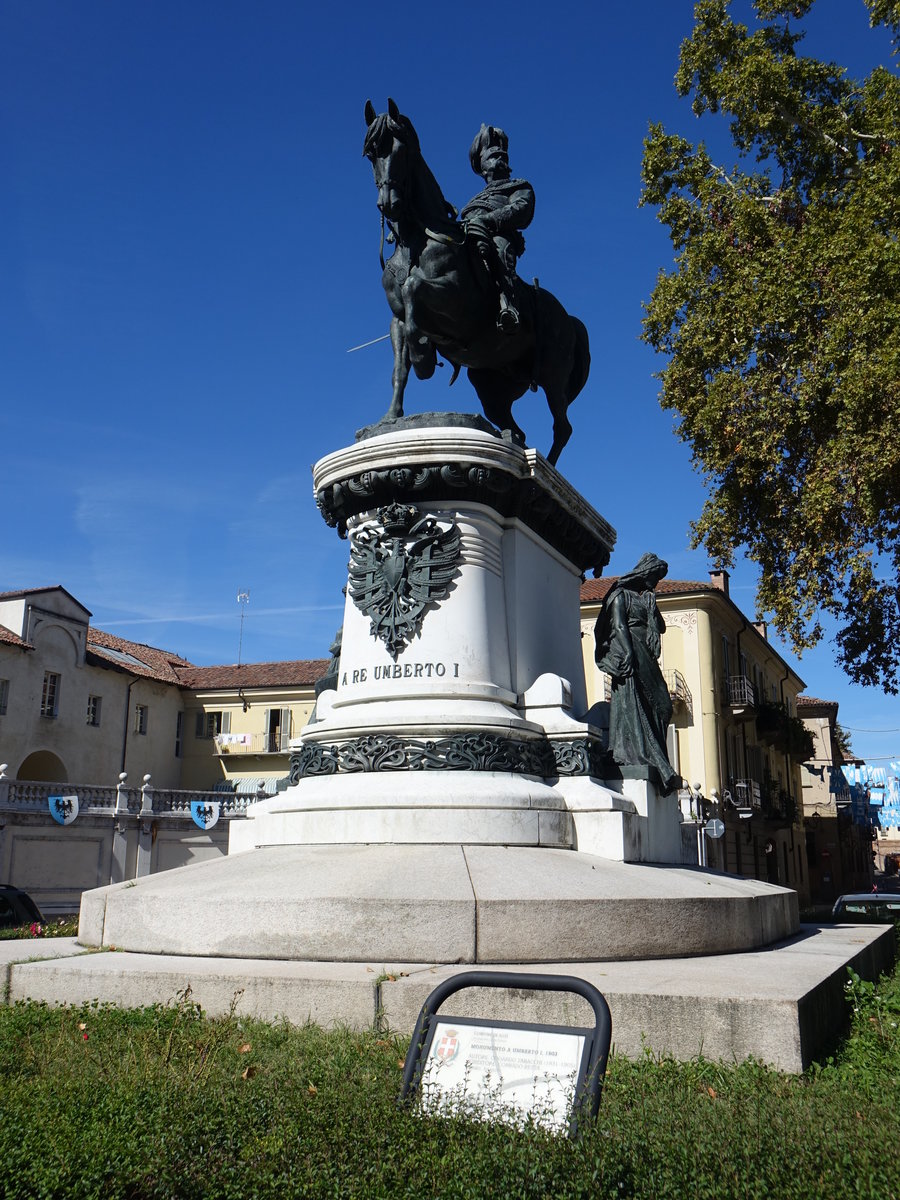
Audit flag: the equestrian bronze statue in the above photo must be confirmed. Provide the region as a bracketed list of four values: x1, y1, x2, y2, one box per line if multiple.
[363, 99, 590, 467]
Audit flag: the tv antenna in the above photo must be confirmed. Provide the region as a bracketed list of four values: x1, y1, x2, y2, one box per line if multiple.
[236, 590, 250, 667]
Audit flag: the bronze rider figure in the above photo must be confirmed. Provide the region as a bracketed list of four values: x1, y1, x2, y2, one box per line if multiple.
[460, 125, 535, 333]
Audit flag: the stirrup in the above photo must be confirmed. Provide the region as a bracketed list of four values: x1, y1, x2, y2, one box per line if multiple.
[497, 307, 519, 333]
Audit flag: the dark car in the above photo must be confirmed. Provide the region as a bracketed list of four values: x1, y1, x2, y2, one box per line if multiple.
[831, 893, 900, 923]
[0, 885, 45, 928]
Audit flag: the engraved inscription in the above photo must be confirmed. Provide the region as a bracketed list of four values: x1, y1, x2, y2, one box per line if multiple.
[341, 661, 460, 685]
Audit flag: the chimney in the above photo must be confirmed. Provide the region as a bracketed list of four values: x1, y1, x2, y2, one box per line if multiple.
[709, 569, 730, 596]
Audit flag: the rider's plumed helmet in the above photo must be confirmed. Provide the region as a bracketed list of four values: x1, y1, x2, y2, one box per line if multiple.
[468, 124, 509, 175]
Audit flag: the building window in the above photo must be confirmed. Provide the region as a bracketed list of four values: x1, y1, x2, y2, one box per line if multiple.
[265, 707, 293, 753]
[195, 710, 231, 739]
[0, 679, 8, 716]
[86, 695, 102, 727]
[134, 704, 148, 735]
[175, 711, 184, 758]
[41, 672, 60, 718]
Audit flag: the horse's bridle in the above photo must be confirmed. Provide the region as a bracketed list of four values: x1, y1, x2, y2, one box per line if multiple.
[371, 135, 464, 269]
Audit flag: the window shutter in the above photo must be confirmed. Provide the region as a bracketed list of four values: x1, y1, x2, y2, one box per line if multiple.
[281, 707, 292, 749]
[222, 711, 231, 734]
[196, 712, 205, 738]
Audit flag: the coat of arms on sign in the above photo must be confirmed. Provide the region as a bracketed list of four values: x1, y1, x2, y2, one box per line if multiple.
[435, 1028, 460, 1063]
[348, 503, 461, 658]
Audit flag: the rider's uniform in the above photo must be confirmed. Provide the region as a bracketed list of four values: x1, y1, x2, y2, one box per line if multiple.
[460, 177, 535, 298]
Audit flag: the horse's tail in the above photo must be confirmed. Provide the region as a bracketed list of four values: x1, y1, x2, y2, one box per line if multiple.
[567, 316, 591, 403]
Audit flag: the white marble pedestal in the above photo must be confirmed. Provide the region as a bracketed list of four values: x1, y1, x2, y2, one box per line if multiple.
[231, 417, 631, 856]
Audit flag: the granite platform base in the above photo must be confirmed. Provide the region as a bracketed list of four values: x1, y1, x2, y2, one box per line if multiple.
[6, 924, 893, 1073]
[75, 844, 801, 963]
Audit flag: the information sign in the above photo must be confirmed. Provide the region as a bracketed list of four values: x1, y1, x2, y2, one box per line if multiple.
[419, 1016, 588, 1132]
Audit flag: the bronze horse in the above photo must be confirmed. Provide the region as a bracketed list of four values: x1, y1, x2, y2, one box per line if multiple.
[363, 100, 590, 467]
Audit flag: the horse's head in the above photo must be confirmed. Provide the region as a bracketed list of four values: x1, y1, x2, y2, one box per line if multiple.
[363, 98, 420, 223]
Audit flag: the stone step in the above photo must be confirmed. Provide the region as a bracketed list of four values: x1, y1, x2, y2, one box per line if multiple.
[8, 924, 892, 1073]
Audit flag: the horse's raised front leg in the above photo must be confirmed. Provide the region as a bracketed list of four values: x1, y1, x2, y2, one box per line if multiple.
[385, 315, 410, 420]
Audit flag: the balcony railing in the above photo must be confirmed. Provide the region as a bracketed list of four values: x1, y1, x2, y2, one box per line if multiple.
[153, 790, 251, 816]
[4, 780, 124, 811]
[214, 731, 292, 755]
[734, 778, 762, 808]
[0, 779, 247, 819]
[726, 675, 757, 716]
[663, 669, 693, 715]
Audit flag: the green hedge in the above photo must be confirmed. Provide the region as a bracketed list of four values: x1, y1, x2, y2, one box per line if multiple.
[0, 970, 898, 1199]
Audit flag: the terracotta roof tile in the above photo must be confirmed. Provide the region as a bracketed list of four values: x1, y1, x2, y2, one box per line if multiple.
[87, 628, 194, 684]
[0, 625, 31, 649]
[580, 577, 716, 603]
[175, 660, 330, 690]
[796, 695, 838, 712]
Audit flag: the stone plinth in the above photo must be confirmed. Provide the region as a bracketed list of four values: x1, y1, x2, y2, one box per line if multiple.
[77, 844, 799, 963]
[232, 419, 622, 854]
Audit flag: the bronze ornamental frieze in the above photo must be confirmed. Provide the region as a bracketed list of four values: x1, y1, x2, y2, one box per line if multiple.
[290, 732, 610, 781]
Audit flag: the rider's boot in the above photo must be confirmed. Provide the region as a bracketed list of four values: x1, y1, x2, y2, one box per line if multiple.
[497, 293, 520, 333]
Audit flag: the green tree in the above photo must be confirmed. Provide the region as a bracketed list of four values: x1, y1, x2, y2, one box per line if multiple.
[641, 0, 900, 691]
[833, 720, 854, 760]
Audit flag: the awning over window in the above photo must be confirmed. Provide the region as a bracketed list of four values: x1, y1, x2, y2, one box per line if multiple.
[212, 776, 284, 796]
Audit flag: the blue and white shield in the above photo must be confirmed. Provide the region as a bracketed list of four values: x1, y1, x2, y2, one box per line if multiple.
[191, 800, 220, 830]
[49, 794, 79, 825]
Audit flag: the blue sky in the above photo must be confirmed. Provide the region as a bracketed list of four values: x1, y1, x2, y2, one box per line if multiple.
[2, 1, 898, 766]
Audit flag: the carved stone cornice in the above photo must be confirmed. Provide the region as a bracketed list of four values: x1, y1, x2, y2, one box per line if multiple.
[316, 460, 612, 573]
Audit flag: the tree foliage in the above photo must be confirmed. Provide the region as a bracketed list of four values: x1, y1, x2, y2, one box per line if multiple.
[641, 0, 900, 691]
[833, 720, 854, 760]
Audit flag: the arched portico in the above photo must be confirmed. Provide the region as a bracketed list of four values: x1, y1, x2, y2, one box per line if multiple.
[17, 751, 68, 783]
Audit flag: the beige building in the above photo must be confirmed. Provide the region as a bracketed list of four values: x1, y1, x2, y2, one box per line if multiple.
[0, 586, 326, 794]
[579, 570, 810, 901]
[797, 696, 874, 903]
[176, 660, 326, 796]
[0, 586, 327, 913]
[0, 587, 190, 788]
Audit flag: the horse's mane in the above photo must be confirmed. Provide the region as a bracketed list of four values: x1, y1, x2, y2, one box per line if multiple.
[363, 110, 420, 159]
[364, 108, 458, 234]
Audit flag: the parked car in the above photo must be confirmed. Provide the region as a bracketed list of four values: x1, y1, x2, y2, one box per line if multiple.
[0, 885, 45, 928]
[831, 893, 900, 923]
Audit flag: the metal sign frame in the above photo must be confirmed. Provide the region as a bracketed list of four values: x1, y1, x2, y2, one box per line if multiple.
[399, 970, 612, 1138]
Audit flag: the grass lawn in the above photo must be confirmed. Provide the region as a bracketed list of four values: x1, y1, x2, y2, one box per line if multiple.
[1, 953, 899, 1198]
